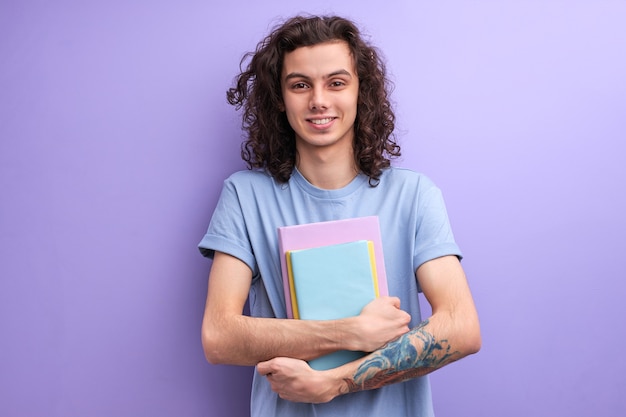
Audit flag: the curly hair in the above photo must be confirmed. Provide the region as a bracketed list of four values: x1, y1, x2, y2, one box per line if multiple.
[227, 15, 400, 185]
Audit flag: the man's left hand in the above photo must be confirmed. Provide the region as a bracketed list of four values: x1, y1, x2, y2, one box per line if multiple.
[257, 357, 345, 403]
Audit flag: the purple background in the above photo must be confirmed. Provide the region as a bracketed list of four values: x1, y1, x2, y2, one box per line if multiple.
[1, 1, 625, 416]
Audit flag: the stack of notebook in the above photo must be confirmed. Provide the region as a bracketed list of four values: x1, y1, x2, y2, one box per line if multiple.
[277, 216, 388, 370]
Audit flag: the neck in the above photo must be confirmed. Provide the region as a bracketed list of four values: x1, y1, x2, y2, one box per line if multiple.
[296, 148, 358, 190]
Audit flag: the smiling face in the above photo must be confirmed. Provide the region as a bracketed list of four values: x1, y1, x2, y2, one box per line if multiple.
[281, 41, 359, 158]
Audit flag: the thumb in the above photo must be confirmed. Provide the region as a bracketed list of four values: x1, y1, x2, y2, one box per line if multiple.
[256, 359, 274, 376]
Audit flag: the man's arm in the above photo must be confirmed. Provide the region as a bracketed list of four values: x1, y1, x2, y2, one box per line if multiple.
[201, 251, 411, 366]
[256, 255, 481, 403]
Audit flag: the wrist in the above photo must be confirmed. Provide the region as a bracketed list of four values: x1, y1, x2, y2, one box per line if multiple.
[335, 316, 362, 352]
[323, 367, 351, 401]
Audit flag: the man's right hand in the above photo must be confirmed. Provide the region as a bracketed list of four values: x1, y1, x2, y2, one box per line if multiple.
[346, 296, 411, 353]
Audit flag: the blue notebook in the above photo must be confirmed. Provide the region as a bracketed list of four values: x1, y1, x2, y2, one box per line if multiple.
[286, 240, 380, 370]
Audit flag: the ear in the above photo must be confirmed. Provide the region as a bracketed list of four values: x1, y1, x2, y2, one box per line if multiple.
[278, 101, 285, 112]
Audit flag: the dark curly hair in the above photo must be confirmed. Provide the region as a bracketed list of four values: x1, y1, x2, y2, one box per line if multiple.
[227, 15, 400, 185]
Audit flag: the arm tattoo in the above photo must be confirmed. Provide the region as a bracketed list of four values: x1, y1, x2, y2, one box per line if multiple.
[343, 319, 460, 392]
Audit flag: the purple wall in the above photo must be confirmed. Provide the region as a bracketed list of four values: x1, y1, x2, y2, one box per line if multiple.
[1, 1, 625, 416]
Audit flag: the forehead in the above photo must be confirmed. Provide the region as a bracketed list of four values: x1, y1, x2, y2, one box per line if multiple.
[281, 41, 356, 77]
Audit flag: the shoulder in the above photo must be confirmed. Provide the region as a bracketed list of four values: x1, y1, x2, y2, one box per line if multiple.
[380, 167, 439, 192]
[222, 168, 278, 189]
[225, 168, 273, 183]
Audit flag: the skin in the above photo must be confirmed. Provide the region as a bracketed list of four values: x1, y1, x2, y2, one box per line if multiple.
[202, 40, 481, 403]
[281, 40, 360, 189]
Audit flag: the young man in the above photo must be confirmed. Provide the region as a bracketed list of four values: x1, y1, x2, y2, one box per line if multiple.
[199, 15, 481, 416]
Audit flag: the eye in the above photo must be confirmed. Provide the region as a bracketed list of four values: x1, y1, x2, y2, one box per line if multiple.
[329, 80, 346, 88]
[291, 82, 309, 90]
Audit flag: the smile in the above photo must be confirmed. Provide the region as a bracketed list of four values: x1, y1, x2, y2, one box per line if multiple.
[309, 117, 335, 125]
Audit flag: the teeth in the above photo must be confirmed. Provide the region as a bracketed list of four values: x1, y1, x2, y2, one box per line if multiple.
[311, 118, 333, 125]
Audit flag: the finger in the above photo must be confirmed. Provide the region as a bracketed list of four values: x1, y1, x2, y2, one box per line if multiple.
[256, 361, 274, 376]
[387, 296, 401, 309]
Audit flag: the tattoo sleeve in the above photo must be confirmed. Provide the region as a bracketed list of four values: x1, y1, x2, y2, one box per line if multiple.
[343, 319, 460, 393]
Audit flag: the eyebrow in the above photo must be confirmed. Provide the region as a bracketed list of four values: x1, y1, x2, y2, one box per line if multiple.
[284, 69, 353, 82]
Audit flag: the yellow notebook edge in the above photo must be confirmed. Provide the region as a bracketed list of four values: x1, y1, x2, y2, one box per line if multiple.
[285, 251, 300, 319]
[367, 240, 380, 298]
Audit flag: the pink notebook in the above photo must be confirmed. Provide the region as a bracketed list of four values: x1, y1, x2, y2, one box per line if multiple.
[277, 216, 388, 319]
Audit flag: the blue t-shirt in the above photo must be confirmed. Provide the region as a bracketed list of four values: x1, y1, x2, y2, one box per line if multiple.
[199, 167, 461, 417]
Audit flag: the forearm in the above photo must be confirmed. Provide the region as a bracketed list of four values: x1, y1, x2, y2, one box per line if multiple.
[203, 295, 411, 366]
[203, 313, 358, 366]
[339, 312, 481, 394]
[341, 319, 460, 393]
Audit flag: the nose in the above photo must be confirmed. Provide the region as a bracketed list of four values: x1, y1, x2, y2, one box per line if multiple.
[309, 86, 329, 111]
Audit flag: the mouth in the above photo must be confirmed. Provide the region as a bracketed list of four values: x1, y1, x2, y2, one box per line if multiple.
[308, 117, 335, 125]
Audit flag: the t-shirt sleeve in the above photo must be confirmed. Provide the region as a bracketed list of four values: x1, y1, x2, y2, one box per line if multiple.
[197, 179, 257, 274]
[412, 183, 462, 271]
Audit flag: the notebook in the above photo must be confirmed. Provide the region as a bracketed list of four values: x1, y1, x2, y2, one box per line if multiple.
[278, 216, 388, 319]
